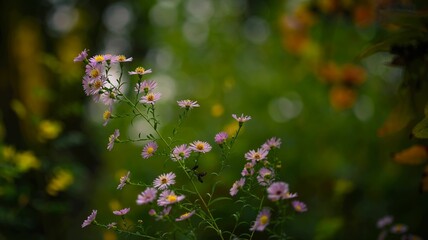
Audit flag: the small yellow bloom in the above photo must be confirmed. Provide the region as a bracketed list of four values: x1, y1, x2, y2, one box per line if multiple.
[46, 169, 74, 196]
[14, 151, 40, 172]
[39, 120, 62, 141]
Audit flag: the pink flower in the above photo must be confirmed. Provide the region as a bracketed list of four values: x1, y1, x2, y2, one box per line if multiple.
[176, 210, 195, 221]
[89, 54, 107, 64]
[157, 190, 185, 206]
[117, 171, 130, 190]
[136, 187, 158, 205]
[81, 210, 97, 228]
[142, 141, 158, 159]
[232, 113, 251, 123]
[267, 182, 289, 201]
[262, 137, 282, 151]
[112, 55, 133, 63]
[214, 132, 228, 145]
[257, 168, 274, 186]
[177, 99, 200, 109]
[150, 206, 172, 221]
[74, 49, 89, 62]
[189, 140, 212, 153]
[250, 208, 270, 232]
[129, 66, 152, 75]
[113, 207, 130, 216]
[85, 62, 103, 79]
[244, 148, 268, 162]
[107, 129, 120, 151]
[100, 91, 117, 106]
[135, 80, 157, 94]
[292, 201, 307, 213]
[107, 222, 117, 229]
[153, 172, 176, 190]
[377, 215, 393, 228]
[241, 162, 255, 176]
[230, 178, 245, 196]
[171, 144, 191, 161]
[140, 92, 161, 105]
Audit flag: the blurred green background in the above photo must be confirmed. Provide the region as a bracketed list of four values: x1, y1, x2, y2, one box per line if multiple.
[1, 0, 428, 239]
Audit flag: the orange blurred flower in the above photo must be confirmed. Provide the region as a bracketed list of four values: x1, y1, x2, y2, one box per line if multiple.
[329, 86, 357, 110]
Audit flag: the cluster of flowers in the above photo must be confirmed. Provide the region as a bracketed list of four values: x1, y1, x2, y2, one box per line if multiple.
[228, 135, 307, 231]
[75, 49, 306, 238]
[376, 215, 423, 240]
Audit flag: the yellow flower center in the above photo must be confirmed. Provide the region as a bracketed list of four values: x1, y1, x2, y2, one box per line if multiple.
[196, 143, 204, 150]
[260, 215, 269, 225]
[180, 212, 190, 218]
[147, 94, 154, 101]
[94, 55, 104, 62]
[117, 55, 126, 61]
[167, 195, 177, 202]
[93, 79, 102, 89]
[90, 69, 100, 78]
[135, 67, 145, 74]
[103, 110, 111, 120]
[147, 147, 154, 154]
[254, 153, 261, 159]
[295, 205, 302, 211]
[161, 177, 168, 184]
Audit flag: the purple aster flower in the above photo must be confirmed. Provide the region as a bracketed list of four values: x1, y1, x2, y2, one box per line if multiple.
[82, 76, 93, 96]
[88, 76, 106, 96]
[112, 55, 133, 63]
[103, 107, 112, 126]
[100, 91, 117, 106]
[257, 167, 275, 186]
[157, 190, 185, 206]
[244, 148, 268, 163]
[113, 207, 130, 216]
[262, 137, 282, 151]
[232, 113, 251, 123]
[107, 222, 117, 229]
[136, 187, 158, 205]
[292, 200, 307, 213]
[230, 178, 245, 196]
[148, 209, 156, 216]
[214, 132, 228, 145]
[152, 206, 172, 221]
[129, 66, 152, 75]
[170, 144, 191, 161]
[189, 140, 212, 153]
[267, 181, 289, 201]
[283, 192, 298, 199]
[135, 80, 157, 94]
[74, 49, 89, 62]
[140, 92, 161, 105]
[89, 54, 106, 64]
[142, 141, 158, 159]
[377, 215, 394, 229]
[107, 129, 120, 151]
[85, 62, 103, 79]
[81, 210, 97, 228]
[241, 162, 255, 176]
[153, 172, 176, 190]
[390, 224, 408, 234]
[177, 99, 200, 109]
[117, 171, 130, 190]
[176, 210, 195, 221]
[250, 208, 270, 232]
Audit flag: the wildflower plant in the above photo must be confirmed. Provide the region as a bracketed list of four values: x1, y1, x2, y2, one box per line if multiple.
[75, 50, 306, 239]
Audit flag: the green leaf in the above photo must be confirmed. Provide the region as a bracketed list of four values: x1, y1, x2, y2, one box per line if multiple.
[412, 117, 428, 138]
[208, 197, 232, 207]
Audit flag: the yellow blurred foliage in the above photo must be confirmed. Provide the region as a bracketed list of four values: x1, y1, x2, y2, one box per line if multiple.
[46, 168, 74, 196]
[38, 120, 62, 141]
[14, 151, 40, 172]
